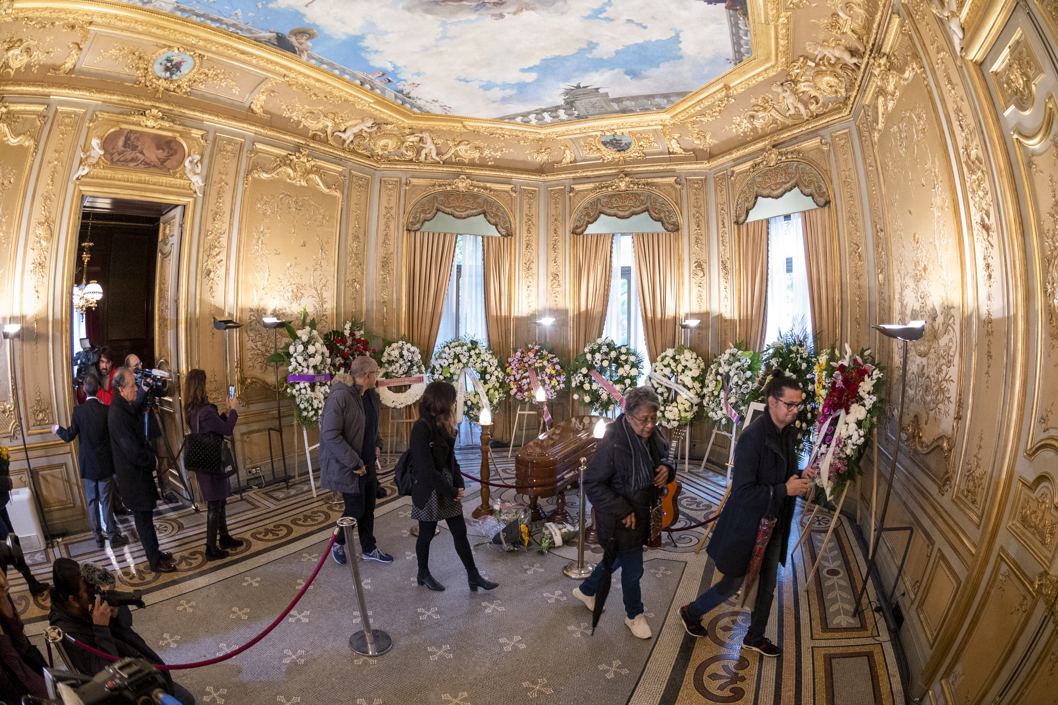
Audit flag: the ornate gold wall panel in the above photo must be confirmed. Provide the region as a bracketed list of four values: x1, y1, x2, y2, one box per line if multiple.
[990, 29, 1045, 114]
[714, 171, 733, 346]
[343, 171, 370, 322]
[518, 186, 540, 349]
[1008, 474, 1058, 569]
[236, 145, 344, 399]
[833, 129, 869, 349]
[375, 177, 401, 341]
[1038, 0, 1058, 45]
[546, 186, 566, 358]
[879, 482, 936, 602]
[686, 176, 709, 352]
[915, 551, 960, 646]
[940, 552, 1035, 705]
[1004, 629, 1058, 705]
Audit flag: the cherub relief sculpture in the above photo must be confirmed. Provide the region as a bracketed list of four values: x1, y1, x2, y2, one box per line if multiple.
[184, 153, 204, 196]
[332, 117, 379, 148]
[408, 132, 442, 163]
[931, 0, 964, 57]
[73, 137, 104, 181]
[806, 40, 861, 69]
[772, 80, 812, 119]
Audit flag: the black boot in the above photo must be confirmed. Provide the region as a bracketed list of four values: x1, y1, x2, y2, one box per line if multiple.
[219, 535, 243, 549]
[204, 546, 229, 561]
[417, 570, 445, 591]
[468, 570, 498, 592]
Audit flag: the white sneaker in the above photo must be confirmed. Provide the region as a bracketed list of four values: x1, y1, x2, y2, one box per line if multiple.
[625, 613, 652, 639]
[572, 587, 595, 612]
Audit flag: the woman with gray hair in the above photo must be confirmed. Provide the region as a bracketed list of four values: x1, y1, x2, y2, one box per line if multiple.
[571, 386, 674, 640]
[320, 357, 390, 566]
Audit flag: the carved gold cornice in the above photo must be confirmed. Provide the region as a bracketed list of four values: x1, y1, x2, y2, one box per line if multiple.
[402, 174, 517, 237]
[244, 146, 343, 197]
[990, 28, 1044, 115]
[568, 173, 683, 235]
[1033, 570, 1058, 621]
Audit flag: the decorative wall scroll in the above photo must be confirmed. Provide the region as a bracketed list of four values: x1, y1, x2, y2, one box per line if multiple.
[1009, 474, 1058, 569]
[521, 187, 539, 317]
[344, 172, 370, 321]
[101, 45, 238, 98]
[732, 159, 831, 224]
[376, 177, 401, 340]
[990, 29, 1044, 114]
[403, 175, 516, 238]
[568, 173, 682, 236]
[578, 131, 658, 163]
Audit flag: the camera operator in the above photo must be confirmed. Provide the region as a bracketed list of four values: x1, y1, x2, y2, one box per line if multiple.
[109, 367, 175, 574]
[52, 373, 130, 551]
[48, 558, 195, 705]
[126, 354, 177, 505]
[95, 347, 117, 406]
[0, 570, 48, 703]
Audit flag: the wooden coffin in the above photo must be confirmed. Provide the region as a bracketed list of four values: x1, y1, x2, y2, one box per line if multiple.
[514, 415, 606, 498]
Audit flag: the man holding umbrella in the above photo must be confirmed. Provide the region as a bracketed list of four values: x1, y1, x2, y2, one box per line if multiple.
[571, 387, 673, 639]
[678, 373, 814, 657]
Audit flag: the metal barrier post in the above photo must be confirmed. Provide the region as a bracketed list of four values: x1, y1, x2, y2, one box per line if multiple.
[563, 457, 595, 579]
[45, 627, 75, 671]
[338, 517, 392, 656]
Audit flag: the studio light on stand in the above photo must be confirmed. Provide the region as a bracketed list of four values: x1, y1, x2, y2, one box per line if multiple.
[536, 316, 555, 346]
[680, 318, 700, 348]
[472, 408, 493, 520]
[262, 317, 290, 488]
[853, 320, 926, 619]
[3, 323, 51, 543]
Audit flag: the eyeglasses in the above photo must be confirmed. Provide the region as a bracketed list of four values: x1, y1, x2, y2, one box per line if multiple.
[629, 413, 658, 425]
[775, 399, 804, 411]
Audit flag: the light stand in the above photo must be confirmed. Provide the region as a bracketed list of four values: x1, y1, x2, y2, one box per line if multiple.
[853, 320, 926, 616]
[472, 408, 493, 520]
[262, 317, 290, 488]
[212, 317, 244, 498]
[680, 318, 700, 349]
[3, 324, 51, 543]
[536, 316, 555, 346]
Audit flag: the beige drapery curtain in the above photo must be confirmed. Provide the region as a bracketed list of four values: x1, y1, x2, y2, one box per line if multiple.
[482, 235, 513, 442]
[737, 219, 769, 351]
[404, 230, 459, 359]
[801, 206, 839, 350]
[571, 233, 614, 357]
[632, 232, 680, 362]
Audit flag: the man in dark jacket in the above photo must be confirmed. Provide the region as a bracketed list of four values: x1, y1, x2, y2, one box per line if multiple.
[572, 386, 673, 640]
[320, 357, 389, 566]
[108, 367, 174, 573]
[679, 373, 815, 657]
[53, 373, 129, 550]
[48, 558, 195, 704]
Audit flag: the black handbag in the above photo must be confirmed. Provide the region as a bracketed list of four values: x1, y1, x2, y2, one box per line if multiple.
[184, 410, 236, 478]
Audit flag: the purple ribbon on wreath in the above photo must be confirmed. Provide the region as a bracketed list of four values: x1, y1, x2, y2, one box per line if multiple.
[287, 374, 332, 383]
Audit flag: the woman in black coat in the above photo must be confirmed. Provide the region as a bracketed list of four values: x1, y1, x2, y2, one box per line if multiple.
[409, 381, 497, 593]
[678, 373, 815, 657]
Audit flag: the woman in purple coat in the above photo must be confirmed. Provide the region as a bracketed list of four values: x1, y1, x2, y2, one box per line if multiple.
[184, 369, 243, 561]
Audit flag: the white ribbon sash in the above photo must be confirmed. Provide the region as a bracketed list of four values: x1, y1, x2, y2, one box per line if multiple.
[806, 410, 847, 500]
[648, 372, 701, 404]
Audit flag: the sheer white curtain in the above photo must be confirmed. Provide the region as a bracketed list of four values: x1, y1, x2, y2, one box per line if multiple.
[434, 239, 459, 356]
[764, 213, 813, 346]
[460, 234, 487, 343]
[601, 234, 650, 380]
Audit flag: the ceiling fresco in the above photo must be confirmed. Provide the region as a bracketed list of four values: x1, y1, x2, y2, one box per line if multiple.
[124, 0, 751, 121]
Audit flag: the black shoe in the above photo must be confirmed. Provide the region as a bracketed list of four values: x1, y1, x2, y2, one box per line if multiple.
[417, 572, 445, 592]
[28, 579, 50, 597]
[679, 606, 708, 638]
[204, 546, 229, 561]
[219, 535, 243, 549]
[95, 538, 105, 549]
[468, 571, 498, 592]
[742, 637, 781, 658]
[375, 485, 388, 499]
[110, 534, 130, 549]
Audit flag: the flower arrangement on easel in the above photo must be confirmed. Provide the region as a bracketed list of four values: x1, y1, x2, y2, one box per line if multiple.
[265, 308, 335, 428]
[701, 342, 762, 428]
[506, 344, 565, 403]
[751, 329, 819, 455]
[569, 337, 642, 415]
[322, 320, 375, 374]
[429, 338, 508, 423]
[377, 339, 428, 409]
[647, 346, 706, 429]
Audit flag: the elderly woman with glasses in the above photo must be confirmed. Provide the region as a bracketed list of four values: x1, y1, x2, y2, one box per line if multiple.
[677, 372, 816, 658]
[571, 386, 674, 640]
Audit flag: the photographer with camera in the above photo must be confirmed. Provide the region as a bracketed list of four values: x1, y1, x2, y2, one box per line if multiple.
[126, 354, 177, 505]
[109, 368, 175, 574]
[52, 373, 130, 551]
[0, 569, 48, 703]
[48, 558, 195, 705]
[95, 347, 117, 406]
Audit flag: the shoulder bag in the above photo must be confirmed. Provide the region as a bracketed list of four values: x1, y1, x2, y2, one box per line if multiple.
[184, 410, 236, 478]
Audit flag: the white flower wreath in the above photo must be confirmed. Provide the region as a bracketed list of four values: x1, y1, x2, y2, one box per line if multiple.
[569, 337, 642, 414]
[377, 340, 428, 409]
[647, 346, 707, 428]
[428, 338, 508, 422]
[286, 325, 336, 428]
[701, 344, 762, 426]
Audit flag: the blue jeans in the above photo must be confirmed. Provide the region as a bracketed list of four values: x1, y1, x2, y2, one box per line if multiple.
[84, 477, 122, 542]
[685, 523, 784, 644]
[578, 548, 645, 619]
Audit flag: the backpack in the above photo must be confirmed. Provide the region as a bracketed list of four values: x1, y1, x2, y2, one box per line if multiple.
[394, 449, 413, 496]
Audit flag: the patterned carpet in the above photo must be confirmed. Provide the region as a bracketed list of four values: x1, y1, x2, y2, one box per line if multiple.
[7, 446, 906, 704]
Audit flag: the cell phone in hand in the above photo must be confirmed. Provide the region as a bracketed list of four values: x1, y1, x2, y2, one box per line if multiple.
[228, 385, 235, 399]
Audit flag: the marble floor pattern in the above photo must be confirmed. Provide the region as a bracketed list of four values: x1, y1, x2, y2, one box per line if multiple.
[9, 447, 906, 704]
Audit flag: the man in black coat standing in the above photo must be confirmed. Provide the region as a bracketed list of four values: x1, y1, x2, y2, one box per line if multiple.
[53, 374, 129, 550]
[679, 373, 815, 657]
[108, 368, 174, 573]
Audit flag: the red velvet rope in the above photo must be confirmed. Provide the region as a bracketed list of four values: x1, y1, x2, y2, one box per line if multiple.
[458, 470, 564, 491]
[67, 532, 338, 670]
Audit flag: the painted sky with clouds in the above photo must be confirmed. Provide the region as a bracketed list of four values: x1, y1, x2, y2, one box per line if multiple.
[134, 0, 740, 118]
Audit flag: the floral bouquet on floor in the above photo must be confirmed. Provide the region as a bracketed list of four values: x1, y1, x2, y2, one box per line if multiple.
[377, 339, 428, 409]
[569, 337, 642, 415]
[647, 346, 707, 429]
[751, 330, 819, 455]
[506, 344, 565, 403]
[809, 344, 886, 502]
[429, 338, 508, 422]
[702, 342, 762, 429]
[265, 308, 336, 428]
[323, 320, 375, 374]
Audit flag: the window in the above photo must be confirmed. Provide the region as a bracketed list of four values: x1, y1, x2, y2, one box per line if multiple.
[763, 212, 813, 347]
[435, 234, 487, 356]
[602, 234, 650, 379]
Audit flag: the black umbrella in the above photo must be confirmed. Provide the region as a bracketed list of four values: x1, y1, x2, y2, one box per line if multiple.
[591, 537, 619, 635]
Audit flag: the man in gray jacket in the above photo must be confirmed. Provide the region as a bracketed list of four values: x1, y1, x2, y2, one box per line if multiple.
[320, 357, 390, 566]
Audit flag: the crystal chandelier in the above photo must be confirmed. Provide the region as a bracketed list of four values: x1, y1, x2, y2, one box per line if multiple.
[72, 216, 103, 319]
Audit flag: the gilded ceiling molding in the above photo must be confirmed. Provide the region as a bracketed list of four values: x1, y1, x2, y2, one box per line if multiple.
[403, 175, 516, 237]
[732, 158, 831, 225]
[244, 146, 343, 196]
[100, 45, 238, 98]
[578, 132, 658, 164]
[990, 28, 1044, 114]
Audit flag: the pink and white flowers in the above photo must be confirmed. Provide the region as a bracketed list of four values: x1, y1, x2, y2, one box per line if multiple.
[506, 344, 565, 403]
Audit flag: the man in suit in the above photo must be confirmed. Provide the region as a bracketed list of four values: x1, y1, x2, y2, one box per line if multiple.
[52, 374, 129, 550]
[108, 367, 174, 573]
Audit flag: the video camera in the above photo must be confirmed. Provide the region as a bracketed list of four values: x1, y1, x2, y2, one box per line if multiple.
[132, 368, 170, 392]
[91, 588, 146, 610]
[27, 657, 179, 705]
[73, 339, 101, 386]
[0, 535, 28, 574]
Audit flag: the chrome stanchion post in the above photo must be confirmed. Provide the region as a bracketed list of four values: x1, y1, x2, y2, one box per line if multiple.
[563, 457, 596, 579]
[338, 518, 392, 656]
[45, 627, 75, 670]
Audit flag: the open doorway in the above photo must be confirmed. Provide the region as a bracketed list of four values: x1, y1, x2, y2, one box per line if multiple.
[71, 196, 190, 506]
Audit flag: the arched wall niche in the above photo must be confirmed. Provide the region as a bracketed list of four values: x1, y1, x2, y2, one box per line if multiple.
[568, 173, 683, 236]
[403, 175, 517, 237]
[731, 144, 833, 225]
